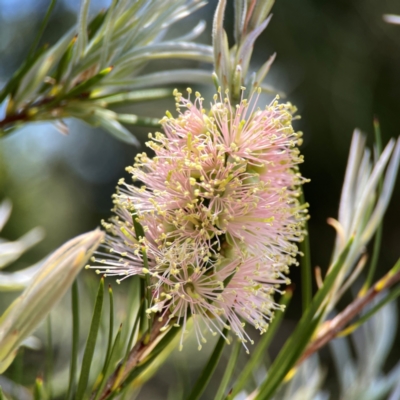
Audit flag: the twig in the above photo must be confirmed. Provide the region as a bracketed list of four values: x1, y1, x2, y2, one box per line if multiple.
[0, 96, 58, 131]
[244, 269, 400, 400]
[298, 268, 400, 364]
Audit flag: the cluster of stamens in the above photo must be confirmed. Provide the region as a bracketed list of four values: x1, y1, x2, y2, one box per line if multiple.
[88, 88, 308, 352]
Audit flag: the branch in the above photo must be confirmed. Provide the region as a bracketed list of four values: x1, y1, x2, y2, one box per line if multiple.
[298, 268, 400, 364]
[0, 95, 58, 132]
[95, 312, 169, 400]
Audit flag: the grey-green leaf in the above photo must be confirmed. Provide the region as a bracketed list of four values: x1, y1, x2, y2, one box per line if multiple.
[75, 277, 104, 400]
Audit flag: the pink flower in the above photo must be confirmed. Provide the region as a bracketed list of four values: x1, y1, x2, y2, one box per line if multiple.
[148, 254, 234, 351]
[90, 88, 307, 349]
[215, 256, 288, 352]
[119, 90, 306, 253]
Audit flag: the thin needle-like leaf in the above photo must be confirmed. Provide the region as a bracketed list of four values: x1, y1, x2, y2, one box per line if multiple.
[141, 250, 153, 340]
[96, 70, 212, 91]
[75, 277, 104, 400]
[27, 0, 57, 61]
[361, 138, 400, 244]
[185, 327, 229, 400]
[75, 0, 91, 61]
[233, 0, 246, 44]
[213, 0, 230, 87]
[361, 119, 383, 293]
[93, 324, 122, 400]
[67, 280, 80, 400]
[33, 378, 45, 400]
[116, 114, 160, 128]
[91, 89, 170, 104]
[65, 67, 113, 99]
[362, 118, 383, 292]
[99, 0, 118, 69]
[124, 300, 143, 360]
[101, 285, 114, 377]
[254, 53, 276, 88]
[361, 123, 383, 293]
[215, 338, 241, 400]
[94, 112, 139, 146]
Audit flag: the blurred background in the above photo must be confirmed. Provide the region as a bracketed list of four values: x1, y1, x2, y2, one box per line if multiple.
[1, 0, 400, 398]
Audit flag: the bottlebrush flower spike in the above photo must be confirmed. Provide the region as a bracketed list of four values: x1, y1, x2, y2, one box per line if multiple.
[90, 88, 308, 350]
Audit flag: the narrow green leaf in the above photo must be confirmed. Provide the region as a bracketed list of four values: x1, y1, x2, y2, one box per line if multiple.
[300, 189, 312, 311]
[54, 37, 77, 83]
[93, 324, 122, 400]
[363, 118, 384, 291]
[45, 315, 53, 397]
[99, 0, 118, 69]
[215, 337, 241, 400]
[95, 70, 212, 91]
[33, 378, 45, 400]
[116, 114, 160, 128]
[121, 276, 141, 353]
[0, 44, 49, 104]
[186, 327, 229, 400]
[251, 0, 275, 30]
[112, 304, 144, 398]
[235, 16, 271, 90]
[222, 269, 236, 289]
[254, 53, 276, 88]
[212, 0, 230, 90]
[27, 0, 57, 61]
[14, 29, 75, 105]
[90, 89, 170, 104]
[0, 386, 4, 400]
[311, 237, 354, 316]
[66, 280, 80, 400]
[65, 67, 113, 99]
[132, 213, 145, 240]
[233, 0, 246, 44]
[138, 278, 149, 338]
[124, 300, 143, 360]
[94, 114, 139, 146]
[88, 9, 107, 40]
[75, 0, 90, 60]
[85, 0, 127, 54]
[101, 285, 114, 377]
[142, 249, 153, 339]
[75, 277, 104, 400]
[229, 289, 293, 398]
[373, 117, 383, 162]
